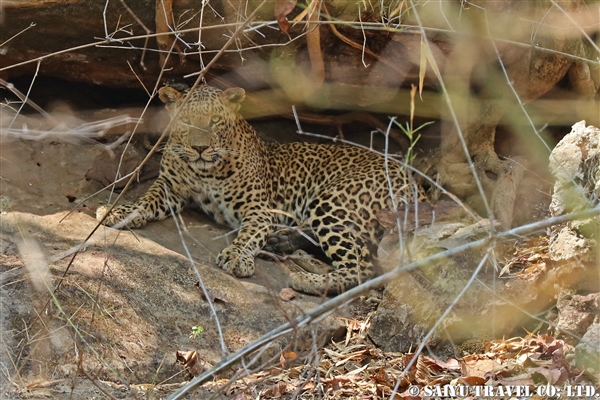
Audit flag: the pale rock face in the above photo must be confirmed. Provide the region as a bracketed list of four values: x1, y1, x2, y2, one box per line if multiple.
[548, 120, 599, 264]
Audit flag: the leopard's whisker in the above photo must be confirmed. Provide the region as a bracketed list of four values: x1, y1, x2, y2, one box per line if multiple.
[215, 147, 240, 156]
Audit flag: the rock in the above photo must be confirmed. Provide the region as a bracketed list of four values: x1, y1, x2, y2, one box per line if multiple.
[370, 224, 502, 354]
[555, 291, 600, 345]
[575, 323, 600, 380]
[371, 122, 600, 353]
[2, 210, 344, 384]
[370, 202, 514, 353]
[548, 121, 600, 342]
[548, 120, 599, 266]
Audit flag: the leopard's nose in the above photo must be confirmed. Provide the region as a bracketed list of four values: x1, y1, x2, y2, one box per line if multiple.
[192, 145, 208, 153]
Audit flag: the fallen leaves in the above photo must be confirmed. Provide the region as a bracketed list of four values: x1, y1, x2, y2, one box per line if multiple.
[175, 317, 588, 399]
[500, 236, 549, 280]
[460, 356, 502, 378]
[262, 381, 291, 397]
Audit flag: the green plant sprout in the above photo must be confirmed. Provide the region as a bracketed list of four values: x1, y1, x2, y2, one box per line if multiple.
[392, 119, 433, 166]
[189, 326, 205, 341]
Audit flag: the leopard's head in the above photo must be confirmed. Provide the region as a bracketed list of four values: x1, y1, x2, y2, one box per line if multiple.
[158, 85, 246, 167]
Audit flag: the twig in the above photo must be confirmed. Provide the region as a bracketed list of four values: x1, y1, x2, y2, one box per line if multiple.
[126, 60, 150, 96]
[306, 0, 324, 85]
[0, 22, 36, 48]
[156, 0, 184, 67]
[119, 0, 152, 69]
[0, 79, 58, 126]
[6, 61, 42, 132]
[178, 2, 262, 79]
[79, 366, 117, 400]
[164, 186, 228, 359]
[322, 3, 407, 76]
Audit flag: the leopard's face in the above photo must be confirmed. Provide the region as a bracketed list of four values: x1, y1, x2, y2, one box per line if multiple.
[158, 85, 246, 169]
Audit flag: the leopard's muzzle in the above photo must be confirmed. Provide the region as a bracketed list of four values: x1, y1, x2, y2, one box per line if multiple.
[192, 145, 209, 154]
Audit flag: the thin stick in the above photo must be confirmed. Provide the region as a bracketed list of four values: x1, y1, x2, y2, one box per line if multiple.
[1, 19, 595, 74]
[0, 79, 58, 126]
[164, 186, 228, 358]
[0, 22, 36, 48]
[306, 0, 325, 85]
[7, 61, 42, 132]
[119, 0, 152, 70]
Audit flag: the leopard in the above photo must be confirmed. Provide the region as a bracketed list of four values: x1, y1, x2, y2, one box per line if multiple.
[96, 84, 425, 294]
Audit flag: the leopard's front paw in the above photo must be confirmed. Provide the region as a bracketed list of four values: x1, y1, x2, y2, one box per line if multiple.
[217, 246, 255, 277]
[96, 204, 147, 229]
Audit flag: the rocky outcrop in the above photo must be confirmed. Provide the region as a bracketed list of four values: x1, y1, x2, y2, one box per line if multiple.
[369, 121, 600, 354]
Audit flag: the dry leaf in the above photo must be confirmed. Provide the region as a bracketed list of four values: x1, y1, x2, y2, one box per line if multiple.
[530, 366, 565, 385]
[425, 356, 461, 371]
[398, 388, 422, 400]
[402, 353, 418, 370]
[176, 350, 204, 377]
[460, 357, 501, 378]
[415, 355, 432, 385]
[322, 374, 361, 390]
[494, 372, 535, 386]
[301, 380, 316, 390]
[372, 368, 392, 385]
[451, 376, 486, 386]
[275, 0, 297, 35]
[279, 287, 296, 301]
[262, 382, 289, 397]
[536, 334, 564, 358]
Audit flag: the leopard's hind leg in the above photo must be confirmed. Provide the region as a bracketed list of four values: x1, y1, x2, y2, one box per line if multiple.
[288, 203, 375, 295]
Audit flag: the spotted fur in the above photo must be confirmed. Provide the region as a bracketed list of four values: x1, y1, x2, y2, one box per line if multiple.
[96, 84, 424, 294]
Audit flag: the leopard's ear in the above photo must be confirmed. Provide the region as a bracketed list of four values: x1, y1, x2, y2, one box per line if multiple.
[222, 87, 246, 111]
[158, 86, 184, 105]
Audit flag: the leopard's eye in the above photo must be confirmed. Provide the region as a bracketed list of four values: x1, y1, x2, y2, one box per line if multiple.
[181, 116, 191, 124]
[211, 116, 222, 124]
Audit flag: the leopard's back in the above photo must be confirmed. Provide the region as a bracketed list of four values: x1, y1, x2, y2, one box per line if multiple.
[269, 142, 419, 242]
